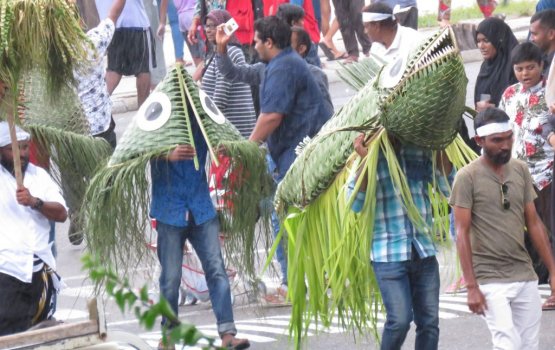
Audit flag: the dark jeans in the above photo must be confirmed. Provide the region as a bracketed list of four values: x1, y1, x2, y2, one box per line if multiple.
[0, 271, 48, 336]
[305, 42, 321, 68]
[331, 0, 371, 57]
[373, 253, 440, 350]
[156, 218, 236, 335]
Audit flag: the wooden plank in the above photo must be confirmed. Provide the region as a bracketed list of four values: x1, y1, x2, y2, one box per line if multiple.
[0, 321, 99, 349]
[35, 335, 104, 350]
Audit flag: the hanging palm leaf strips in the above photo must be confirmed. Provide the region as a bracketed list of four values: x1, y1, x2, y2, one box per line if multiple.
[0, 0, 90, 97]
[17, 71, 112, 219]
[84, 66, 273, 278]
[273, 27, 478, 347]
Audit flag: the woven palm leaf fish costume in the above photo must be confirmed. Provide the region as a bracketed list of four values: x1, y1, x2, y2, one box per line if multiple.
[84, 66, 273, 277]
[274, 27, 478, 347]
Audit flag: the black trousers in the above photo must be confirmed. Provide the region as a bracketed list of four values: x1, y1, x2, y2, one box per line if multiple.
[0, 271, 49, 336]
[331, 0, 371, 57]
[395, 6, 419, 30]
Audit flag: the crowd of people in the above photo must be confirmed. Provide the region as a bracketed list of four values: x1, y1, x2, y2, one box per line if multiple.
[3, 1, 555, 350]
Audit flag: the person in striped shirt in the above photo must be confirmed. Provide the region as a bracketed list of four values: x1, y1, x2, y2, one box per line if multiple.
[201, 9, 256, 138]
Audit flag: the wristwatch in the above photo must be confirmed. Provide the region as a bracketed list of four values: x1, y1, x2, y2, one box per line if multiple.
[32, 198, 44, 210]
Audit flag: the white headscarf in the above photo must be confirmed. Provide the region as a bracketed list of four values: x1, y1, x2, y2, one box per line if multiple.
[0, 121, 30, 147]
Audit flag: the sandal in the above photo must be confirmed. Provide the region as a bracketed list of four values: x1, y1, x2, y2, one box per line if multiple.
[263, 293, 287, 305]
[221, 334, 250, 349]
[342, 55, 359, 64]
[445, 277, 467, 294]
[318, 42, 335, 61]
[542, 295, 555, 311]
[331, 52, 349, 61]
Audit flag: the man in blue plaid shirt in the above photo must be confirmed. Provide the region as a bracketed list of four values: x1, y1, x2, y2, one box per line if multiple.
[350, 133, 454, 350]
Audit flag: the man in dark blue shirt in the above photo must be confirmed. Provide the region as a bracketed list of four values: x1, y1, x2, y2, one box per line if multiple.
[215, 16, 333, 299]
[150, 117, 249, 350]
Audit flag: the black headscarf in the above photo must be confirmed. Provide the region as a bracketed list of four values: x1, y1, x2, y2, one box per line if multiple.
[474, 17, 519, 106]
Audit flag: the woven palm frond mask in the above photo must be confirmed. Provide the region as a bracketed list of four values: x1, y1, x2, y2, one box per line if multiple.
[84, 65, 273, 277]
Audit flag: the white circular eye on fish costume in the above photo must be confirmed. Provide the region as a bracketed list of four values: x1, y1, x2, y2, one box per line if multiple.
[380, 54, 407, 89]
[199, 89, 226, 125]
[136, 92, 172, 131]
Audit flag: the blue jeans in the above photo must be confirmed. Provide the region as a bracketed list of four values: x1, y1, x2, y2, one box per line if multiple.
[266, 154, 288, 286]
[373, 254, 440, 350]
[156, 218, 236, 335]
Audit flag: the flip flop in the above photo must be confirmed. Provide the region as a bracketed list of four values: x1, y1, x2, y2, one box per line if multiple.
[331, 52, 349, 61]
[262, 293, 291, 307]
[342, 55, 359, 64]
[318, 42, 335, 61]
[542, 295, 555, 311]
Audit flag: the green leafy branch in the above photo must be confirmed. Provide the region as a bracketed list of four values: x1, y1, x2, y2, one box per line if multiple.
[81, 254, 221, 349]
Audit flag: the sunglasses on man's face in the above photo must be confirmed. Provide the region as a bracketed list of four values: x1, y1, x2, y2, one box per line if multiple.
[501, 183, 510, 210]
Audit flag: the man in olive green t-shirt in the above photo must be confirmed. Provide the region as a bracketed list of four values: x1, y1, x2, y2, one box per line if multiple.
[450, 108, 555, 350]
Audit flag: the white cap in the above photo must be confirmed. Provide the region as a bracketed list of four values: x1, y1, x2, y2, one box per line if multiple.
[362, 12, 394, 23]
[0, 121, 30, 147]
[393, 4, 412, 15]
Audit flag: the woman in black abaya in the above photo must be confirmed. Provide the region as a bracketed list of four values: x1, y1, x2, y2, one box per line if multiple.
[462, 17, 519, 153]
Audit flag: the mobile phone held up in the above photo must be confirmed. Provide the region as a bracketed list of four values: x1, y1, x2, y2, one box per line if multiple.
[223, 18, 239, 36]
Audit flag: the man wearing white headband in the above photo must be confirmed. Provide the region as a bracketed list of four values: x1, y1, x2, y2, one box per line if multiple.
[362, 2, 421, 63]
[0, 121, 68, 335]
[372, 0, 418, 29]
[450, 108, 555, 349]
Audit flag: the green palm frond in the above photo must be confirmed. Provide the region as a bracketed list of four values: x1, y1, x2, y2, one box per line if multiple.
[20, 70, 90, 134]
[337, 54, 386, 91]
[0, 0, 90, 97]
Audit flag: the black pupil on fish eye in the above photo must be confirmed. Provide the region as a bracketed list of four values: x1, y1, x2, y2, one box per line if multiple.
[390, 58, 403, 77]
[145, 102, 163, 121]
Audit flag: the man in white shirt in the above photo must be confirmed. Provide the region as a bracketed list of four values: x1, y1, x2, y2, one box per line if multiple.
[0, 122, 67, 336]
[362, 2, 422, 63]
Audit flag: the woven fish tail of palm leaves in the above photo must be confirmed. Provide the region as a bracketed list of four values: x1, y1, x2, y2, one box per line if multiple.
[272, 27, 478, 349]
[84, 65, 273, 278]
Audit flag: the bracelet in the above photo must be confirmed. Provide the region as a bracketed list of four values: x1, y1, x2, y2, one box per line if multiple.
[32, 198, 44, 211]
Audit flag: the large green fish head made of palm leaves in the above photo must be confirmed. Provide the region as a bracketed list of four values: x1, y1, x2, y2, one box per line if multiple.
[276, 26, 469, 211]
[375, 26, 467, 149]
[272, 27, 477, 349]
[83, 65, 273, 279]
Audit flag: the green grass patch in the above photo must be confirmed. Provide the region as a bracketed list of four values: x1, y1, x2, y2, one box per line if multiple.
[419, 0, 536, 28]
